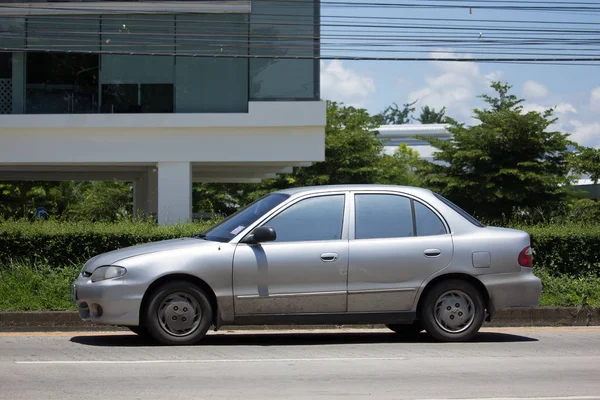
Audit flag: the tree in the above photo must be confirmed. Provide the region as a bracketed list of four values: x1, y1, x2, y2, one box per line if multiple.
[376, 143, 421, 186]
[416, 106, 446, 124]
[373, 101, 417, 125]
[570, 146, 600, 184]
[414, 82, 574, 222]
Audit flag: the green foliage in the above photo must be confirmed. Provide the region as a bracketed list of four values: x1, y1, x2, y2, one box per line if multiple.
[416, 106, 446, 124]
[0, 262, 79, 311]
[0, 180, 134, 222]
[415, 82, 574, 222]
[570, 145, 600, 184]
[514, 223, 600, 277]
[534, 268, 600, 307]
[373, 101, 417, 125]
[0, 220, 214, 267]
[376, 143, 421, 186]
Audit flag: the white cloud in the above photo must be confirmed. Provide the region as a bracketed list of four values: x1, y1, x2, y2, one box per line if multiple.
[320, 61, 375, 107]
[522, 102, 577, 116]
[407, 51, 503, 121]
[568, 120, 600, 148]
[523, 80, 549, 99]
[590, 87, 600, 112]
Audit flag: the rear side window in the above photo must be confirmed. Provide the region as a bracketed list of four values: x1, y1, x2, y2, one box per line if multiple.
[414, 201, 446, 236]
[355, 194, 414, 239]
[433, 192, 485, 227]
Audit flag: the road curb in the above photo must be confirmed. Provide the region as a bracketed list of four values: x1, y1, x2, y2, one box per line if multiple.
[1, 307, 599, 332]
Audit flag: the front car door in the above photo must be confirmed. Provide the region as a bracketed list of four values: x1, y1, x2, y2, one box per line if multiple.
[233, 192, 350, 316]
[348, 191, 454, 312]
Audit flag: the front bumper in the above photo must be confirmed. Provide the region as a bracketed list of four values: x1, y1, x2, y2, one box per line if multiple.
[72, 274, 143, 326]
[479, 268, 543, 317]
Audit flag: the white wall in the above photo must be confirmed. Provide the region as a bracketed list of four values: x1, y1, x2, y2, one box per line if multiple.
[0, 101, 326, 164]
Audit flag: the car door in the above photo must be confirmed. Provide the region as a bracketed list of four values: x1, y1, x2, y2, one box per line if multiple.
[233, 192, 349, 316]
[348, 191, 454, 312]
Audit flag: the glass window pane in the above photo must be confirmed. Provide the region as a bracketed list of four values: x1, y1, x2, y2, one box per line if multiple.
[266, 195, 345, 242]
[414, 201, 446, 236]
[355, 194, 414, 239]
[141, 84, 173, 113]
[101, 84, 138, 113]
[0, 52, 11, 79]
[249, 0, 317, 100]
[26, 52, 99, 114]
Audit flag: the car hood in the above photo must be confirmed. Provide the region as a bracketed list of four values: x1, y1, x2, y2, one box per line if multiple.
[82, 238, 210, 273]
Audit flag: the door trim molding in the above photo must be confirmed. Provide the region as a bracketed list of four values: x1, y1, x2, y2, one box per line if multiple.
[348, 287, 417, 295]
[237, 290, 345, 300]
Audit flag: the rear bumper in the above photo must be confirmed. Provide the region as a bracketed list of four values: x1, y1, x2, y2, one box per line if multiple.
[72, 275, 142, 326]
[478, 268, 542, 316]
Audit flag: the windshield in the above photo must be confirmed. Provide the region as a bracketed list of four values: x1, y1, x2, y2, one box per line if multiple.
[201, 193, 290, 242]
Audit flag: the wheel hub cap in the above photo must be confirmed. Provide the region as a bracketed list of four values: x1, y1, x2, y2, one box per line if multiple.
[434, 290, 475, 334]
[158, 293, 201, 337]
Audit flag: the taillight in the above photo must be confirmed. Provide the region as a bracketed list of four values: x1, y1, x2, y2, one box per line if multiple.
[518, 246, 533, 267]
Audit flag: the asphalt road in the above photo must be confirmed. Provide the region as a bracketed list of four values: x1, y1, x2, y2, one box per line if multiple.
[1, 327, 600, 400]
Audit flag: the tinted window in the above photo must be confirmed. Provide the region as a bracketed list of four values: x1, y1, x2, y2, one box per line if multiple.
[414, 201, 446, 236]
[266, 195, 345, 242]
[355, 194, 414, 239]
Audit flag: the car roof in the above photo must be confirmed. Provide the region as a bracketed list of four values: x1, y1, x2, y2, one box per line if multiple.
[275, 184, 434, 197]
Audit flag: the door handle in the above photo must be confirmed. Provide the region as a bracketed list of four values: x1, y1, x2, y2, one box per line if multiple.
[424, 249, 442, 257]
[320, 253, 339, 262]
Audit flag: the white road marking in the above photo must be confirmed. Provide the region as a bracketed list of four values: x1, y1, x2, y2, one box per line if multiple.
[418, 397, 600, 400]
[15, 356, 406, 365]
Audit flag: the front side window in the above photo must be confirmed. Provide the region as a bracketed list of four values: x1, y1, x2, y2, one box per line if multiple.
[202, 193, 290, 243]
[264, 195, 345, 243]
[355, 194, 414, 239]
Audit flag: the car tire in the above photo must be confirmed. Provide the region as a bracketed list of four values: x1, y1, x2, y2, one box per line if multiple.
[419, 279, 485, 342]
[386, 322, 422, 339]
[145, 281, 213, 346]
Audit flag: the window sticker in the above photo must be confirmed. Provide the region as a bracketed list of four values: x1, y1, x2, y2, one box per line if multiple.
[230, 225, 245, 235]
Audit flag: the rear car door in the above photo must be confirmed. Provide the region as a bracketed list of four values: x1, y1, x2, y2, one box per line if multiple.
[347, 191, 454, 312]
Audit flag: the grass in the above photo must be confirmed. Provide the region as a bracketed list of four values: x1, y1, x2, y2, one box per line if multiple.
[0, 262, 80, 311]
[1, 261, 599, 311]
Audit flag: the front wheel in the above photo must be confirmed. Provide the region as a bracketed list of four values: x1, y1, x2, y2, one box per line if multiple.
[145, 281, 213, 345]
[419, 279, 485, 342]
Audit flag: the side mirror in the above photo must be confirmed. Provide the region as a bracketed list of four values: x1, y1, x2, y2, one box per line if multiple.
[242, 226, 277, 244]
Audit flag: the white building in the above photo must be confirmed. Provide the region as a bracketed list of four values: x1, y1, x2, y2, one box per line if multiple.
[376, 124, 451, 161]
[0, 0, 325, 224]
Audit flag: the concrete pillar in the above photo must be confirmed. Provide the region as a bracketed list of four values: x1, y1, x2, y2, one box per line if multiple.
[157, 162, 192, 225]
[147, 167, 158, 217]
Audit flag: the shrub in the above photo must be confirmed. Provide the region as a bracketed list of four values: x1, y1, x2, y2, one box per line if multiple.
[519, 223, 600, 277]
[0, 220, 213, 267]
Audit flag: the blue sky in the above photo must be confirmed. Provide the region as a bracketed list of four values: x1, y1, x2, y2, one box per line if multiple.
[317, 1, 600, 148]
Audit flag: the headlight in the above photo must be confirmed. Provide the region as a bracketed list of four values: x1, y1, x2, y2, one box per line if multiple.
[90, 266, 127, 282]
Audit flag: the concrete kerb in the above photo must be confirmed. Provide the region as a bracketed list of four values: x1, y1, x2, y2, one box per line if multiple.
[1, 307, 599, 332]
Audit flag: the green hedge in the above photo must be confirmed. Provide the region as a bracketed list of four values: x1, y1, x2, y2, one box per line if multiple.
[519, 224, 600, 277]
[0, 220, 213, 267]
[1, 221, 599, 278]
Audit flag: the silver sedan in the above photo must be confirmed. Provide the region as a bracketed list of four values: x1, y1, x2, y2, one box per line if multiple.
[72, 185, 542, 344]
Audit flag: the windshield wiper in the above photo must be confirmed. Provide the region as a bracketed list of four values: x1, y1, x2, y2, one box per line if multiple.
[192, 233, 207, 239]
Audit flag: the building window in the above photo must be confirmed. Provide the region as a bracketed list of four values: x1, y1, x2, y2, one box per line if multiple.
[101, 83, 173, 113]
[25, 53, 99, 114]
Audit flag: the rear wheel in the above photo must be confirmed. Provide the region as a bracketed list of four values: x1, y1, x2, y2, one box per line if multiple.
[145, 281, 213, 346]
[419, 279, 485, 342]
